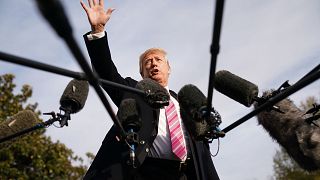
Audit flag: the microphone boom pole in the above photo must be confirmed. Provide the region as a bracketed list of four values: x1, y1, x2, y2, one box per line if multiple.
[206, 0, 225, 116]
[0, 51, 145, 96]
[0, 117, 56, 144]
[296, 63, 320, 84]
[0, 51, 85, 80]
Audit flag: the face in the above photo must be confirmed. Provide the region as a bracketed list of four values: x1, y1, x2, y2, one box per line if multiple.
[141, 52, 170, 87]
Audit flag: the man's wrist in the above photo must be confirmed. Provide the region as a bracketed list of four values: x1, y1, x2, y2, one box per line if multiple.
[91, 24, 105, 34]
[87, 31, 105, 41]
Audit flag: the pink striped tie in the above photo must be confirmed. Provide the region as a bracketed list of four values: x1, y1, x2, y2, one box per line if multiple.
[165, 100, 187, 161]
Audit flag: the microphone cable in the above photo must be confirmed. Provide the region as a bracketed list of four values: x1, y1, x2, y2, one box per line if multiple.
[210, 137, 221, 157]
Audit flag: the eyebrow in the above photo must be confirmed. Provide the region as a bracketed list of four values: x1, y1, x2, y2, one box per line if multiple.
[145, 55, 163, 60]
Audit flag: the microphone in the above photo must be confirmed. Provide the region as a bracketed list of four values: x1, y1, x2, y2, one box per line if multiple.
[117, 98, 142, 168]
[214, 70, 288, 113]
[256, 94, 320, 171]
[214, 70, 259, 107]
[117, 99, 142, 132]
[59, 79, 89, 127]
[0, 110, 39, 142]
[136, 78, 170, 109]
[178, 84, 223, 141]
[35, 0, 72, 38]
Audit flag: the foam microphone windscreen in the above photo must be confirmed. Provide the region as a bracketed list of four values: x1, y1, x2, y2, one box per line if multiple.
[256, 91, 320, 171]
[214, 70, 259, 107]
[136, 78, 170, 109]
[59, 79, 89, 113]
[117, 98, 142, 132]
[178, 84, 207, 120]
[0, 110, 40, 139]
[178, 84, 211, 140]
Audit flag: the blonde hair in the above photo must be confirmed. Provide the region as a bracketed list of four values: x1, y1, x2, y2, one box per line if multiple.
[139, 48, 168, 76]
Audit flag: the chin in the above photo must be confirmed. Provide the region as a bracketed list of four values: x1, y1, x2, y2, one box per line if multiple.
[149, 75, 160, 81]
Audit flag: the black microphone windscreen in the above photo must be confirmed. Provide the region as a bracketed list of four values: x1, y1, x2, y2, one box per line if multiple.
[178, 84, 207, 120]
[117, 98, 142, 132]
[0, 110, 39, 140]
[178, 84, 211, 140]
[214, 70, 259, 107]
[136, 78, 170, 108]
[60, 79, 89, 113]
[256, 92, 320, 171]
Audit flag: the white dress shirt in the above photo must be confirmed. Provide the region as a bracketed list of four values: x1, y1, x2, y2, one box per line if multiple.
[149, 87, 189, 161]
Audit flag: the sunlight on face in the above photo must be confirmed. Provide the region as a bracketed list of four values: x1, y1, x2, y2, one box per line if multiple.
[141, 52, 170, 87]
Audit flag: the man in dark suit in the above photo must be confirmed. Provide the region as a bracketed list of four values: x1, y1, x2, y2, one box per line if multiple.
[81, 0, 220, 179]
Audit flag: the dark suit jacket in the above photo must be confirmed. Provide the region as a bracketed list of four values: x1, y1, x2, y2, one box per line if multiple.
[83, 32, 220, 180]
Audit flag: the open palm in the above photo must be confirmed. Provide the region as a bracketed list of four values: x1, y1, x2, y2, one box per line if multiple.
[80, 0, 114, 33]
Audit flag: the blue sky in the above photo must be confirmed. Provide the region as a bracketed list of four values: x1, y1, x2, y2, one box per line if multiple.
[0, 0, 319, 179]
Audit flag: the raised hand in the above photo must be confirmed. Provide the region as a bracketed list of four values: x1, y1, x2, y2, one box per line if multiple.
[80, 0, 115, 33]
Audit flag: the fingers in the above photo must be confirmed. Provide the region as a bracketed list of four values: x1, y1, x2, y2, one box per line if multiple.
[80, 0, 89, 13]
[99, 0, 104, 7]
[106, 8, 115, 16]
[88, 0, 93, 8]
[85, 0, 104, 8]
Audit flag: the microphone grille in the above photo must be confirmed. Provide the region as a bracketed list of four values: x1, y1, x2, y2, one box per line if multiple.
[117, 98, 142, 131]
[136, 78, 170, 108]
[178, 84, 207, 115]
[0, 110, 39, 138]
[215, 70, 259, 107]
[60, 79, 89, 113]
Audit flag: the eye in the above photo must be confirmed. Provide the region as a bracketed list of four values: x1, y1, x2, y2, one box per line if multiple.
[144, 59, 152, 66]
[155, 57, 163, 62]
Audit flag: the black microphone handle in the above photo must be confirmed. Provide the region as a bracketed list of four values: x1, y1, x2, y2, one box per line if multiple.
[128, 129, 136, 168]
[0, 51, 145, 97]
[59, 112, 70, 127]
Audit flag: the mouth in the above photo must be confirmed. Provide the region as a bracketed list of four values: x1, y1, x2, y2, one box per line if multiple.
[151, 69, 159, 76]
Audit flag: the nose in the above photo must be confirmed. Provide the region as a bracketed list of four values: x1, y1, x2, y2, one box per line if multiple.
[150, 58, 158, 67]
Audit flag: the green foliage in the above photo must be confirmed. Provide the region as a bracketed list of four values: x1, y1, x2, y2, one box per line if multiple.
[272, 96, 320, 180]
[0, 74, 93, 179]
[300, 96, 318, 112]
[273, 147, 320, 180]
[0, 74, 33, 119]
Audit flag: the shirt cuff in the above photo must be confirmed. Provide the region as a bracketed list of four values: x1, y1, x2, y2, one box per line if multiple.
[86, 31, 105, 41]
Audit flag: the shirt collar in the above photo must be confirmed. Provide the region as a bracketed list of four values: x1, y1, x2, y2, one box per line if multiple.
[164, 86, 169, 91]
